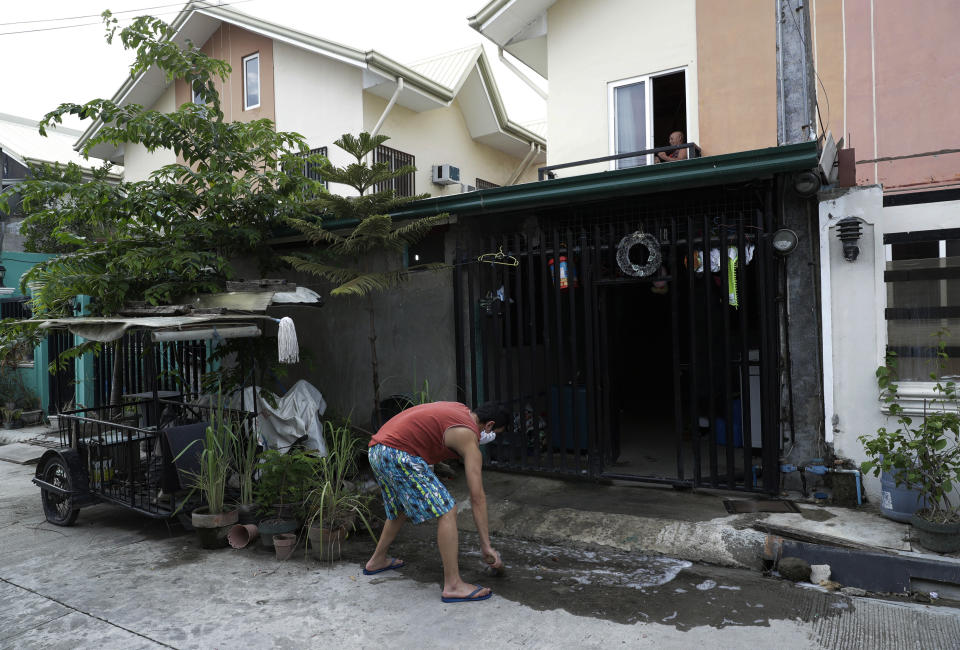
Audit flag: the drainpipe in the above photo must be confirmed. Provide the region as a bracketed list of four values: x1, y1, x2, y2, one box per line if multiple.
[507, 143, 539, 186]
[497, 47, 547, 100]
[371, 77, 404, 139]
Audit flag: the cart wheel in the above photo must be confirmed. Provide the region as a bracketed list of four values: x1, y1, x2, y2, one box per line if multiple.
[40, 456, 79, 526]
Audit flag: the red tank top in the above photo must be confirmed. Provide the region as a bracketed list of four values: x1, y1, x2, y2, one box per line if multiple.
[369, 402, 480, 464]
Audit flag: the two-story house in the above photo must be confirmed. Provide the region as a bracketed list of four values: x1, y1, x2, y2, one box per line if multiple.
[812, 0, 960, 505]
[386, 0, 829, 494]
[76, 2, 548, 425]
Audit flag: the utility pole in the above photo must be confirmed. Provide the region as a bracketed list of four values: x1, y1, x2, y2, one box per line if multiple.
[775, 0, 824, 472]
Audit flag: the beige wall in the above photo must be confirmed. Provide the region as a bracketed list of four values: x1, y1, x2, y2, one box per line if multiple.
[695, 0, 777, 155]
[174, 24, 275, 125]
[123, 84, 177, 182]
[545, 0, 699, 173]
[811, 0, 845, 144]
[843, 0, 960, 193]
[273, 41, 364, 196]
[362, 93, 537, 195]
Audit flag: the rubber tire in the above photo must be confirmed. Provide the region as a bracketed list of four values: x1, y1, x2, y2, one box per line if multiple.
[40, 456, 80, 526]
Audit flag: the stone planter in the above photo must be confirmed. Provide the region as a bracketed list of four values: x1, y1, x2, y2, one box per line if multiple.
[910, 513, 960, 553]
[258, 518, 298, 549]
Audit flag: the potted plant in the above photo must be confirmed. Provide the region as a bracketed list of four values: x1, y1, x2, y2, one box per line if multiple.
[177, 391, 240, 549]
[304, 419, 376, 561]
[254, 448, 318, 548]
[233, 420, 260, 524]
[860, 342, 960, 553]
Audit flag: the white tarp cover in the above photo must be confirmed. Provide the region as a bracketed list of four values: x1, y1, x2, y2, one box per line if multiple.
[241, 380, 328, 454]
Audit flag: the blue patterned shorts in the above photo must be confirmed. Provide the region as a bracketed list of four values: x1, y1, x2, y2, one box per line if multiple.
[368, 444, 456, 524]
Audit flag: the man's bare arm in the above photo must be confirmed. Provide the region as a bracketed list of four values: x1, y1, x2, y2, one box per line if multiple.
[444, 426, 500, 565]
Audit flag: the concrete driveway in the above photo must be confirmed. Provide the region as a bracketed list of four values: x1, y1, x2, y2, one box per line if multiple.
[3, 455, 959, 649]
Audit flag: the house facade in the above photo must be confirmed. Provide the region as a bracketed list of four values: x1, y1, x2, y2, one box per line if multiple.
[84, 3, 546, 194]
[75, 2, 547, 425]
[0, 113, 118, 415]
[380, 0, 824, 492]
[813, 0, 960, 502]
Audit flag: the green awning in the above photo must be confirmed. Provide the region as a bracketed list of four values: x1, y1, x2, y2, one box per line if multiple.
[391, 141, 819, 220]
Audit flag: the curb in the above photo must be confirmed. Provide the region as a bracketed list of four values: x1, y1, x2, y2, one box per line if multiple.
[455, 497, 769, 570]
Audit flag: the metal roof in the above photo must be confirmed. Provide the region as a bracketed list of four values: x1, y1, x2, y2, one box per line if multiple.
[390, 142, 820, 219]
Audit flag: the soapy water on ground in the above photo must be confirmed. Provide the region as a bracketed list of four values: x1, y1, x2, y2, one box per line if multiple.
[333, 524, 856, 629]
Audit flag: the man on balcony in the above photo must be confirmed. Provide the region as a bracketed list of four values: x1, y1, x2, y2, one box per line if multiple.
[656, 131, 689, 162]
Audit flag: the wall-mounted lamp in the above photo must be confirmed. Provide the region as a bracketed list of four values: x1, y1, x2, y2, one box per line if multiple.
[836, 218, 862, 262]
[792, 170, 821, 198]
[772, 228, 799, 255]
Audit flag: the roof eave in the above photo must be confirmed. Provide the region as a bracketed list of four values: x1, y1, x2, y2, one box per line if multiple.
[390, 142, 820, 219]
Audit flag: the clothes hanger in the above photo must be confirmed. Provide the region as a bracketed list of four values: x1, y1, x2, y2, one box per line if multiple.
[477, 245, 519, 267]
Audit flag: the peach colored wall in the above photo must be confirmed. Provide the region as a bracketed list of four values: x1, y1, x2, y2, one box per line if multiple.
[811, 0, 845, 143]
[695, 0, 777, 155]
[174, 24, 275, 125]
[844, 0, 960, 192]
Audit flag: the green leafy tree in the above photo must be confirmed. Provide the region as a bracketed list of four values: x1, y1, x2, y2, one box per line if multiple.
[282, 133, 448, 425]
[0, 12, 323, 404]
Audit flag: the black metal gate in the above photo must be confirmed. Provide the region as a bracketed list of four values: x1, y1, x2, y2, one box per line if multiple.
[93, 332, 211, 407]
[47, 331, 75, 413]
[455, 185, 781, 492]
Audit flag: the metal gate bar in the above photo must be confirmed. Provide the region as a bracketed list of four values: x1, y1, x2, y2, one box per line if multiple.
[458, 185, 782, 491]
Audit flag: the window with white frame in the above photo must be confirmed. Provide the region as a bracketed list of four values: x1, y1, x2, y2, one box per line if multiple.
[242, 52, 260, 110]
[609, 69, 688, 169]
[884, 228, 960, 381]
[191, 82, 204, 105]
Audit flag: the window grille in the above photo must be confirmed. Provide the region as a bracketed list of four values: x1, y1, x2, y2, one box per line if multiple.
[476, 178, 500, 190]
[884, 227, 960, 380]
[294, 146, 328, 188]
[373, 145, 415, 197]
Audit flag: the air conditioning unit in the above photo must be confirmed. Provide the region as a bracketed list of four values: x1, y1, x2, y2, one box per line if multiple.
[459, 184, 477, 193]
[432, 164, 460, 185]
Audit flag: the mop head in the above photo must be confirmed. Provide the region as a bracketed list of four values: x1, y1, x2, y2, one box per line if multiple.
[277, 316, 299, 364]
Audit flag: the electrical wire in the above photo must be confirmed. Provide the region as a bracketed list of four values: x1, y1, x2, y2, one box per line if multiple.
[0, 0, 252, 37]
[781, 0, 832, 139]
[0, 1, 215, 27]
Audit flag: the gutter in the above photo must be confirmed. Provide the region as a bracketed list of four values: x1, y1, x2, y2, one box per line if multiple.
[370, 78, 404, 138]
[498, 47, 547, 100]
[391, 142, 819, 220]
[506, 143, 540, 185]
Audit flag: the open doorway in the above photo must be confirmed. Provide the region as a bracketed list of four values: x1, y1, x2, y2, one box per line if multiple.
[601, 282, 677, 478]
[652, 71, 687, 149]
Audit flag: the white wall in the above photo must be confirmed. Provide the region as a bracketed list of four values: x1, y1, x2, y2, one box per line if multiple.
[273, 41, 365, 197]
[362, 94, 537, 195]
[545, 0, 698, 174]
[820, 186, 885, 499]
[122, 85, 177, 182]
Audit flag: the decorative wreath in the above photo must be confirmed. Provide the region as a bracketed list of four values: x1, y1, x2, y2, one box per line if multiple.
[616, 232, 661, 277]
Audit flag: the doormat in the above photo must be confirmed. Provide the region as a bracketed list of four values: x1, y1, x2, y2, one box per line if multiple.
[723, 499, 800, 514]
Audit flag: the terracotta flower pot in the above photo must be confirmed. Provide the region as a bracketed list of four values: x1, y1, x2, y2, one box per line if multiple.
[273, 532, 298, 561]
[306, 524, 349, 560]
[227, 524, 259, 549]
[192, 506, 240, 549]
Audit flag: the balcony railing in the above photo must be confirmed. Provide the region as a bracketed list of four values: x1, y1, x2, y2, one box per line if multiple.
[537, 143, 701, 181]
[373, 144, 415, 198]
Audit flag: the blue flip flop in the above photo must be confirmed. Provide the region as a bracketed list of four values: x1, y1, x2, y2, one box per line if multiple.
[441, 585, 492, 603]
[362, 558, 405, 575]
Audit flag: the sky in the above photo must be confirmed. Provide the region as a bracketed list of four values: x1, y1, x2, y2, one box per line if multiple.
[0, 0, 546, 133]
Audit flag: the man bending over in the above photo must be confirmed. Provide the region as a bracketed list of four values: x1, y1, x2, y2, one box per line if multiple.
[363, 401, 509, 603]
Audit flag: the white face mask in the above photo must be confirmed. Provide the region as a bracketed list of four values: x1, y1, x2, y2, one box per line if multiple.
[479, 430, 497, 445]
